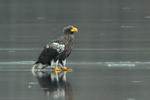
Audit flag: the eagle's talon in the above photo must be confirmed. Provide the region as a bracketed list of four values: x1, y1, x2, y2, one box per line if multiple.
[63, 66, 68, 71]
[63, 66, 72, 72]
[67, 68, 72, 72]
[55, 66, 62, 72]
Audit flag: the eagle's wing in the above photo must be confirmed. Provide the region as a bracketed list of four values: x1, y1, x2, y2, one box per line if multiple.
[45, 40, 65, 54]
[35, 39, 65, 65]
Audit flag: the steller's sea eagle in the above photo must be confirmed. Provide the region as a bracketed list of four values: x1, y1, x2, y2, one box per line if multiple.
[34, 25, 78, 72]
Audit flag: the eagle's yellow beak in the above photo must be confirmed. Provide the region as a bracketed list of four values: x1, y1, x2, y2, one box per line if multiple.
[71, 27, 78, 32]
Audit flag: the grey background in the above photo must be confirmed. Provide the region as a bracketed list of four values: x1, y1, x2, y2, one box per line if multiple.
[0, 0, 150, 62]
[0, 0, 150, 100]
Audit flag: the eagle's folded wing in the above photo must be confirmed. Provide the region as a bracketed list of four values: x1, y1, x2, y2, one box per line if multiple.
[45, 41, 65, 53]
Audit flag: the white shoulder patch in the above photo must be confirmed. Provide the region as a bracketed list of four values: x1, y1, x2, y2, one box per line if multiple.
[51, 42, 65, 53]
[46, 44, 50, 48]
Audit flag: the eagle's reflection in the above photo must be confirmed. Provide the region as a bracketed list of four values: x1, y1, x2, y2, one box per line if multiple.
[32, 68, 73, 100]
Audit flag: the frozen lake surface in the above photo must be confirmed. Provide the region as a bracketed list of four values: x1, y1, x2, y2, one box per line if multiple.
[1, 61, 150, 100]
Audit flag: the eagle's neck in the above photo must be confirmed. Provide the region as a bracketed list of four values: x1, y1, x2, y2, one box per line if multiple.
[64, 34, 74, 48]
[64, 34, 74, 42]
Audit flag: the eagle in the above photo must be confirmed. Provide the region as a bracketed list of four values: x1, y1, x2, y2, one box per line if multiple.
[34, 25, 78, 72]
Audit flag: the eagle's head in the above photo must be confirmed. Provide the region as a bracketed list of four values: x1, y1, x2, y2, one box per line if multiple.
[63, 25, 78, 34]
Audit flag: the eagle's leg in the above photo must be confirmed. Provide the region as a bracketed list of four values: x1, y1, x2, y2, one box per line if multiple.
[54, 60, 61, 72]
[60, 60, 72, 72]
[62, 60, 67, 71]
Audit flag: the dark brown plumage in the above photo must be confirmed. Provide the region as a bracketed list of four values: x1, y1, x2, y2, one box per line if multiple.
[35, 25, 78, 71]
